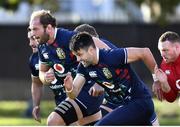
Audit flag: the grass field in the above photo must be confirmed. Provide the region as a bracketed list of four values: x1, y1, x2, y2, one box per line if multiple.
[0, 99, 180, 126]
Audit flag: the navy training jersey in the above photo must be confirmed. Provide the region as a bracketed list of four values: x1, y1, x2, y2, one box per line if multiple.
[38, 28, 78, 78]
[29, 52, 66, 105]
[38, 28, 117, 78]
[38, 28, 106, 111]
[77, 48, 151, 105]
[29, 52, 39, 77]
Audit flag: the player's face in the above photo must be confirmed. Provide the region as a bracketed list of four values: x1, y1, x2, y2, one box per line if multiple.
[29, 17, 50, 44]
[29, 36, 38, 49]
[74, 48, 94, 67]
[158, 40, 177, 63]
[28, 32, 38, 50]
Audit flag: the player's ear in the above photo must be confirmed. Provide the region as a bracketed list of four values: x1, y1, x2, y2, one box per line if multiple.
[174, 43, 179, 51]
[46, 24, 52, 32]
[88, 46, 94, 55]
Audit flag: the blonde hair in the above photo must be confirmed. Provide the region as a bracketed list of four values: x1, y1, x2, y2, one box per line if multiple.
[30, 10, 56, 28]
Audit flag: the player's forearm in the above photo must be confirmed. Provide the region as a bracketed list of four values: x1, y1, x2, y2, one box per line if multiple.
[64, 74, 85, 99]
[31, 82, 43, 107]
[142, 48, 157, 74]
[66, 85, 79, 99]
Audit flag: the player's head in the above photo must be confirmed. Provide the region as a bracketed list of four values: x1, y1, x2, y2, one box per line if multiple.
[27, 29, 38, 52]
[74, 24, 99, 38]
[158, 31, 180, 63]
[70, 32, 96, 67]
[29, 10, 57, 44]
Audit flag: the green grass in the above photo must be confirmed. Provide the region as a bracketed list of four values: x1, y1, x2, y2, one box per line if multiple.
[154, 99, 180, 125]
[0, 101, 55, 126]
[0, 99, 180, 125]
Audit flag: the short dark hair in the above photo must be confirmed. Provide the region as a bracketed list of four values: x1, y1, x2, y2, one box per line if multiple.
[70, 32, 96, 53]
[159, 31, 180, 44]
[30, 10, 57, 28]
[74, 24, 99, 38]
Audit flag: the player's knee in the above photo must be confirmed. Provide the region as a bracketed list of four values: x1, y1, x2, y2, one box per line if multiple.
[47, 112, 65, 126]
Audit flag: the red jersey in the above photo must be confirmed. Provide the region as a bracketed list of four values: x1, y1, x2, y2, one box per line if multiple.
[160, 55, 180, 102]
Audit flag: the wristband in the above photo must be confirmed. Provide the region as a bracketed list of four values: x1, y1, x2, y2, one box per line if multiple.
[152, 74, 158, 82]
[65, 86, 73, 93]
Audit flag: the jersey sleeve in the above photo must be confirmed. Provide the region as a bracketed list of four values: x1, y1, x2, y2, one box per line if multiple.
[160, 62, 178, 102]
[38, 45, 49, 65]
[162, 90, 178, 102]
[106, 48, 127, 66]
[29, 55, 39, 77]
[77, 63, 88, 79]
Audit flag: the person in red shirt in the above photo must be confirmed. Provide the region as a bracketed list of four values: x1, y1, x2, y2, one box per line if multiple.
[154, 31, 180, 102]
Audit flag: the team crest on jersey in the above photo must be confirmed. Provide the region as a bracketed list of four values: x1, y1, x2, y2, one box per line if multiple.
[54, 64, 65, 74]
[103, 68, 112, 79]
[165, 70, 170, 75]
[56, 48, 65, 59]
[102, 81, 114, 89]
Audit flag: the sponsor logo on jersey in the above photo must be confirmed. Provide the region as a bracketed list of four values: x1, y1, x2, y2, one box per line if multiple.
[35, 64, 39, 70]
[43, 52, 49, 59]
[49, 84, 64, 89]
[102, 81, 114, 89]
[56, 48, 65, 59]
[103, 68, 112, 79]
[54, 64, 65, 74]
[165, 70, 170, 75]
[89, 71, 97, 77]
[176, 79, 180, 90]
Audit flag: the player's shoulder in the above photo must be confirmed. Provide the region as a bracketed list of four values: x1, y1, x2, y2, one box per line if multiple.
[57, 28, 75, 36]
[100, 48, 125, 56]
[29, 52, 38, 62]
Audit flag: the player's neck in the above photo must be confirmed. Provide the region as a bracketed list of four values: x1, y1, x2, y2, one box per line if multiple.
[93, 47, 99, 65]
[47, 27, 57, 45]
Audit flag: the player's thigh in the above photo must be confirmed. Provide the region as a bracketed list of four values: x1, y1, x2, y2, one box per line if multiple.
[78, 110, 102, 125]
[47, 111, 65, 125]
[100, 104, 113, 116]
[52, 98, 84, 125]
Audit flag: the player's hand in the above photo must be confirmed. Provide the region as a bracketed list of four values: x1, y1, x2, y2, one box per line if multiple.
[89, 83, 104, 96]
[152, 81, 164, 101]
[44, 68, 56, 84]
[154, 66, 171, 93]
[64, 72, 73, 91]
[155, 68, 168, 84]
[32, 106, 41, 123]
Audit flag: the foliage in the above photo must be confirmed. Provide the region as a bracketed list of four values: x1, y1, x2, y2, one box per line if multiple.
[134, 0, 180, 24]
[0, 0, 20, 11]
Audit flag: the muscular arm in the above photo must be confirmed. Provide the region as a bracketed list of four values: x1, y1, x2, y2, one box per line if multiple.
[64, 73, 86, 99]
[155, 67, 178, 102]
[31, 75, 43, 122]
[126, 47, 157, 73]
[31, 76, 43, 107]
